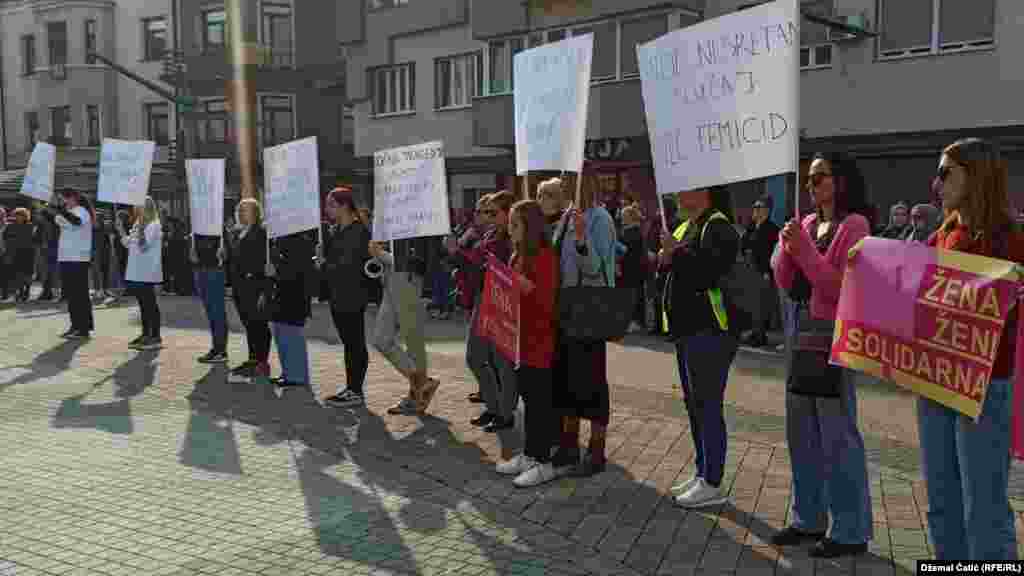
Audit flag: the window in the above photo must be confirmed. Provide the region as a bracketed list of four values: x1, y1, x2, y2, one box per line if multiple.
[202, 9, 226, 52]
[86, 105, 101, 146]
[800, 44, 833, 69]
[572, 21, 616, 81]
[879, 0, 995, 58]
[21, 35, 36, 75]
[370, 63, 415, 116]
[25, 112, 39, 149]
[201, 99, 229, 143]
[50, 106, 71, 146]
[47, 21, 68, 66]
[261, 96, 293, 146]
[486, 38, 523, 95]
[145, 102, 170, 145]
[142, 17, 167, 61]
[799, 0, 833, 70]
[85, 20, 97, 63]
[369, 0, 409, 10]
[435, 53, 481, 110]
[620, 14, 668, 77]
[261, 3, 293, 67]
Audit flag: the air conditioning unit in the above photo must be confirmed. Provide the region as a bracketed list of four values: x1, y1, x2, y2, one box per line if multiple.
[50, 63, 67, 80]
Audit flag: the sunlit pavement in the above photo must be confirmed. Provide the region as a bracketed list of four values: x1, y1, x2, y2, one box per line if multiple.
[0, 294, 1021, 575]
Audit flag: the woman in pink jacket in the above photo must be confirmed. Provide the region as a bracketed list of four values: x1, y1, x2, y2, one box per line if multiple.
[770, 152, 873, 558]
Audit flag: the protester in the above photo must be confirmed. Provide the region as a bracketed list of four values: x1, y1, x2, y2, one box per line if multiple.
[5, 208, 36, 302]
[457, 191, 515, 433]
[323, 188, 372, 408]
[91, 210, 110, 301]
[448, 195, 494, 405]
[552, 173, 618, 477]
[269, 230, 316, 393]
[428, 237, 454, 320]
[32, 205, 56, 301]
[494, 199, 560, 486]
[537, 178, 567, 241]
[620, 204, 647, 333]
[741, 196, 781, 347]
[903, 203, 940, 243]
[652, 197, 681, 336]
[917, 138, 1019, 560]
[50, 189, 94, 339]
[192, 228, 229, 364]
[662, 187, 740, 508]
[368, 240, 440, 416]
[230, 198, 271, 379]
[878, 202, 910, 239]
[771, 152, 873, 558]
[119, 198, 164, 350]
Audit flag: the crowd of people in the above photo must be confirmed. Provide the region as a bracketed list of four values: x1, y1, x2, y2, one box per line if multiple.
[0, 136, 1020, 562]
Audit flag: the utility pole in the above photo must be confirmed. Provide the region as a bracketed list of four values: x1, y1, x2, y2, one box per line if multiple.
[0, 37, 8, 171]
[226, 0, 258, 200]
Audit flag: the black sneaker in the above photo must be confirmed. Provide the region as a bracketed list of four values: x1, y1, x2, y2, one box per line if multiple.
[230, 360, 255, 375]
[808, 539, 867, 558]
[137, 337, 163, 351]
[200, 352, 228, 364]
[61, 328, 76, 338]
[66, 331, 90, 340]
[129, 335, 147, 348]
[771, 526, 826, 547]
[324, 389, 364, 408]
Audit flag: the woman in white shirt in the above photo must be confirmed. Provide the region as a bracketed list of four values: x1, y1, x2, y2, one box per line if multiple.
[48, 189, 94, 339]
[118, 197, 163, 350]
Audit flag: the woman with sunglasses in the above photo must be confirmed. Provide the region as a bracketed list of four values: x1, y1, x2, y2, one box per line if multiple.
[771, 152, 873, 558]
[918, 138, 1019, 560]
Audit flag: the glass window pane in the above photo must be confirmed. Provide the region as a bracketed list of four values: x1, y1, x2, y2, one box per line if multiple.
[620, 14, 668, 76]
[48, 22, 68, 65]
[879, 0, 933, 53]
[453, 57, 464, 105]
[437, 60, 451, 107]
[509, 38, 524, 90]
[376, 69, 387, 114]
[593, 21, 617, 79]
[548, 29, 566, 42]
[814, 44, 832, 65]
[398, 67, 407, 110]
[939, 0, 994, 45]
[489, 41, 507, 93]
[529, 33, 544, 47]
[800, 46, 810, 67]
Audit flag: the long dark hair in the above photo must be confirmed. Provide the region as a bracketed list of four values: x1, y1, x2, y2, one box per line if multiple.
[811, 151, 871, 227]
[938, 138, 1010, 247]
[510, 199, 548, 278]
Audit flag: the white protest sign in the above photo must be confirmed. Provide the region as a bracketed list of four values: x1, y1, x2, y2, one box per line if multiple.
[20, 142, 56, 202]
[263, 136, 320, 239]
[186, 159, 226, 236]
[514, 33, 593, 175]
[638, 0, 799, 195]
[96, 139, 156, 206]
[373, 141, 451, 242]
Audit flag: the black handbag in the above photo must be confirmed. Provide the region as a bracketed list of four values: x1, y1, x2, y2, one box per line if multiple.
[555, 211, 634, 341]
[786, 310, 842, 397]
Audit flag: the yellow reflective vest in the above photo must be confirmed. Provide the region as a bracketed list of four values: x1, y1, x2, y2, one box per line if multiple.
[661, 211, 731, 333]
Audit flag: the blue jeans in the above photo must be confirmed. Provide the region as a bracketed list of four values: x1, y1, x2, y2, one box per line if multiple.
[194, 270, 227, 354]
[674, 333, 738, 487]
[785, 371, 873, 544]
[918, 377, 1017, 560]
[272, 323, 309, 385]
[431, 267, 451, 313]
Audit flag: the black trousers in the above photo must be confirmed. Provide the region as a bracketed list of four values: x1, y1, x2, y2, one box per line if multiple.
[331, 305, 368, 394]
[131, 284, 161, 338]
[60, 262, 94, 333]
[518, 366, 558, 462]
[236, 279, 271, 362]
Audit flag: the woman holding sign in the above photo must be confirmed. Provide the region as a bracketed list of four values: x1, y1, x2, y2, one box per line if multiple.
[229, 199, 271, 379]
[916, 138, 1020, 560]
[118, 198, 163, 350]
[772, 152, 873, 558]
[48, 188, 94, 339]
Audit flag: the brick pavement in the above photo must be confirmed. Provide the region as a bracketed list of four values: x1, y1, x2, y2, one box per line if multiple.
[0, 295, 1021, 575]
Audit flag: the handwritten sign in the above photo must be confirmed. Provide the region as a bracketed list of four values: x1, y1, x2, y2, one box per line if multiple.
[831, 238, 1020, 420]
[372, 141, 451, 242]
[263, 136, 320, 239]
[638, 0, 799, 195]
[97, 139, 156, 206]
[476, 255, 521, 367]
[20, 142, 56, 202]
[186, 159, 225, 236]
[513, 33, 593, 175]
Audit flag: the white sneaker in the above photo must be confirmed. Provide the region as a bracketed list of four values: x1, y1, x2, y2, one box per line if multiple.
[513, 461, 558, 488]
[674, 479, 726, 508]
[672, 475, 702, 494]
[496, 454, 537, 476]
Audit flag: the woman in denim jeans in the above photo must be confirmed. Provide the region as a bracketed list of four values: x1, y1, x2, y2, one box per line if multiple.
[771, 152, 874, 558]
[919, 138, 1018, 560]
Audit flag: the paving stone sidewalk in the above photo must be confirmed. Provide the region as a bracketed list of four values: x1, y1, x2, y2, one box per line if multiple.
[0, 297, 1020, 575]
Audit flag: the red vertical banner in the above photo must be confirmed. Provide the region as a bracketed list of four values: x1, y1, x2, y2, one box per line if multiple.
[476, 255, 521, 367]
[1012, 300, 1024, 460]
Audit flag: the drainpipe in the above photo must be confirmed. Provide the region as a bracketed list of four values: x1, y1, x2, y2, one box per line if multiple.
[0, 36, 8, 171]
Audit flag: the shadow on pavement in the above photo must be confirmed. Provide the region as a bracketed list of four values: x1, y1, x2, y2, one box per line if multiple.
[0, 338, 87, 391]
[179, 367, 244, 475]
[50, 353, 160, 435]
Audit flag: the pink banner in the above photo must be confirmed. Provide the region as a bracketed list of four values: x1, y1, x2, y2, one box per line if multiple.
[831, 238, 1019, 421]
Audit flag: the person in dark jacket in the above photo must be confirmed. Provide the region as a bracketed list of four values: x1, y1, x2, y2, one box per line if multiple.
[192, 230, 229, 365]
[663, 187, 740, 508]
[5, 208, 36, 302]
[229, 198, 270, 379]
[878, 202, 910, 239]
[269, 230, 316, 393]
[322, 187, 372, 408]
[653, 197, 681, 336]
[740, 196, 781, 347]
[620, 204, 647, 332]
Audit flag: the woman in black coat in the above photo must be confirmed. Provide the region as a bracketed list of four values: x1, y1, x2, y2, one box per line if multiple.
[229, 198, 270, 379]
[5, 208, 36, 301]
[268, 229, 316, 392]
[619, 204, 647, 331]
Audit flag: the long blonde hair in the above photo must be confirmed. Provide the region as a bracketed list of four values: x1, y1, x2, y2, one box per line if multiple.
[135, 197, 160, 227]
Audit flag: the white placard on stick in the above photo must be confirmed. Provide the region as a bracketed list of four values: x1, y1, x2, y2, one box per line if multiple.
[514, 33, 593, 175]
[96, 138, 156, 206]
[186, 159, 226, 237]
[372, 141, 451, 242]
[20, 142, 56, 202]
[638, 0, 799, 195]
[263, 136, 321, 239]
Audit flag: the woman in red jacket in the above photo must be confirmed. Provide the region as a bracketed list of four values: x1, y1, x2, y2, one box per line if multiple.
[919, 137, 1019, 560]
[494, 199, 560, 488]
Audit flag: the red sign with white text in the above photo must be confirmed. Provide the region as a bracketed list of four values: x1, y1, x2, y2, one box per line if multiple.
[476, 255, 521, 367]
